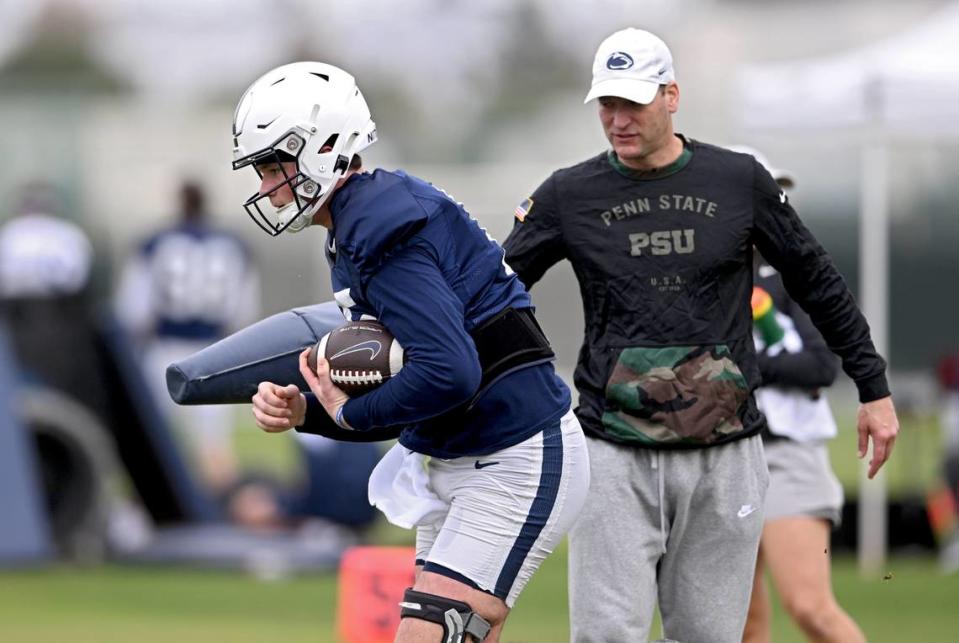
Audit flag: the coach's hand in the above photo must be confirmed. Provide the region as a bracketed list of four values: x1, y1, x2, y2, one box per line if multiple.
[252, 381, 306, 433]
[298, 347, 350, 425]
[857, 396, 899, 479]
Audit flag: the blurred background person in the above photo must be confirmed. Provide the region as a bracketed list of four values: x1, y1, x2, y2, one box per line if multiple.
[225, 433, 381, 543]
[739, 146, 866, 643]
[0, 180, 108, 420]
[935, 351, 959, 571]
[113, 180, 260, 493]
[0, 181, 92, 300]
[937, 352, 959, 508]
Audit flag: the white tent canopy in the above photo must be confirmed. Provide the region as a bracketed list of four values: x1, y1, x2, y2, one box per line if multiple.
[736, 2, 959, 575]
[739, 3, 959, 135]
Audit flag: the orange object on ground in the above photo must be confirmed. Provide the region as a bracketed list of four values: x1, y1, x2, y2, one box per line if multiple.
[926, 485, 958, 542]
[337, 545, 417, 643]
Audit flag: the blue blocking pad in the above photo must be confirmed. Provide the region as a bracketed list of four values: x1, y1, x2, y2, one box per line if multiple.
[167, 302, 344, 406]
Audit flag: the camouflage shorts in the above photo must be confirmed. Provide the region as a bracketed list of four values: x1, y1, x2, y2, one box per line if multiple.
[602, 345, 749, 445]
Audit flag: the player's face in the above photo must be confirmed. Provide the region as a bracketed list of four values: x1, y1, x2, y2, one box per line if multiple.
[256, 161, 299, 208]
[598, 83, 678, 166]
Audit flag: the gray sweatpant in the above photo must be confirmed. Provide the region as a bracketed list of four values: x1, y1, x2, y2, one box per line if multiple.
[568, 434, 768, 643]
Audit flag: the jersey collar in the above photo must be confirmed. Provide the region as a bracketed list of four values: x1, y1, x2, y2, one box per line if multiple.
[607, 134, 692, 181]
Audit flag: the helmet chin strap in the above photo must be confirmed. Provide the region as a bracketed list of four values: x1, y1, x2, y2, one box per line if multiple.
[275, 189, 326, 233]
[276, 201, 309, 233]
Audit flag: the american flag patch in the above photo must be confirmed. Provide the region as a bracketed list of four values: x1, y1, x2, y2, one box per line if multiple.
[514, 197, 534, 222]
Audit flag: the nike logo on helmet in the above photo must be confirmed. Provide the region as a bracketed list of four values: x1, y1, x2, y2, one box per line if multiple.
[331, 340, 382, 361]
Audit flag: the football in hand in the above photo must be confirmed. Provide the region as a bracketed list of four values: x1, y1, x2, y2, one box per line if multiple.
[307, 320, 404, 396]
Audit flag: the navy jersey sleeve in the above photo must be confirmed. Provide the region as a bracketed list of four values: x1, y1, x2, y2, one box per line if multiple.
[502, 174, 567, 290]
[750, 160, 889, 402]
[339, 243, 483, 431]
[757, 272, 840, 390]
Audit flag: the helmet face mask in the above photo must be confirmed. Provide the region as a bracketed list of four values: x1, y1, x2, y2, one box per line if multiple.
[234, 133, 319, 236]
[232, 62, 377, 236]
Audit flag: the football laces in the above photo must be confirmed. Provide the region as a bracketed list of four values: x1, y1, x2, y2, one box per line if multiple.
[331, 370, 385, 386]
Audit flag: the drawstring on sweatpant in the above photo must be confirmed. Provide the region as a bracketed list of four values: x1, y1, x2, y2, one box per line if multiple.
[651, 451, 667, 554]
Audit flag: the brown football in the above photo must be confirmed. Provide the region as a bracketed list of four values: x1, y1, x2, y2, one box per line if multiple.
[309, 320, 404, 396]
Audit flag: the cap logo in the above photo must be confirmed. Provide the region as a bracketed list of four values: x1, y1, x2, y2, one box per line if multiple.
[606, 52, 634, 70]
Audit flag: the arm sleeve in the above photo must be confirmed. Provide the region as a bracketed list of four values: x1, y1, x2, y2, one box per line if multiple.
[758, 295, 840, 390]
[502, 175, 567, 290]
[339, 243, 483, 431]
[296, 395, 401, 441]
[750, 160, 889, 402]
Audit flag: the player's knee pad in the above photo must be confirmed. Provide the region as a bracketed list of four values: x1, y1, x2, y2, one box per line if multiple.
[399, 588, 492, 642]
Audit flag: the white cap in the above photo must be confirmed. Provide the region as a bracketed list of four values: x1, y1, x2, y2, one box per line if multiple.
[727, 145, 796, 189]
[584, 28, 675, 105]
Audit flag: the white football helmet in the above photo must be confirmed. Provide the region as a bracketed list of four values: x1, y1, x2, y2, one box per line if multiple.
[232, 62, 377, 235]
[727, 144, 795, 190]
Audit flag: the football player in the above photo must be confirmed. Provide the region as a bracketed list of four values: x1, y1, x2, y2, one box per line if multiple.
[115, 181, 260, 492]
[235, 62, 590, 643]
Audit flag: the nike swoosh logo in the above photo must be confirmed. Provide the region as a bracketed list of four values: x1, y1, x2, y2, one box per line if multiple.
[474, 460, 500, 469]
[331, 340, 382, 361]
[737, 505, 757, 518]
[758, 265, 778, 278]
[256, 116, 279, 130]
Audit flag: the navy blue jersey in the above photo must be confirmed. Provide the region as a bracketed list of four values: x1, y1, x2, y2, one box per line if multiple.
[115, 221, 259, 341]
[304, 169, 569, 458]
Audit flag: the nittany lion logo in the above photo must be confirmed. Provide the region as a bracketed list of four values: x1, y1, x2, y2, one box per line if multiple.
[606, 52, 634, 70]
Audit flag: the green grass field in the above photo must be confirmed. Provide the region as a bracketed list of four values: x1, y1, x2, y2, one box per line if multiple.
[2, 548, 956, 642]
[3, 407, 953, 642]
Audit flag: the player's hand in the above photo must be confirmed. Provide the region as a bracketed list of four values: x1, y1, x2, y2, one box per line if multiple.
[251, 381, 306, 433]
[298, 347, 350, 423]
[857, 395, 899, 479]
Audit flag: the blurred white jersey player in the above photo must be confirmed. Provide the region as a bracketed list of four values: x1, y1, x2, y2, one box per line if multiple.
[0, 183, 92, 299]
[0, 182, 110, 420]
[114, 181, 260, 490]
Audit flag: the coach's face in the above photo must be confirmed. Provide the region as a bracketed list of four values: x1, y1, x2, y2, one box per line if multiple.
[598, 82, 679, 168]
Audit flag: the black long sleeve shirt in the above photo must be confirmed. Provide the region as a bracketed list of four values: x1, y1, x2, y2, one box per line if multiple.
[504, 137, 888, 449]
